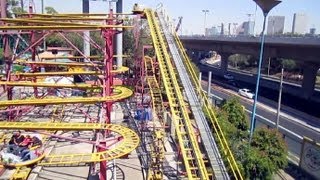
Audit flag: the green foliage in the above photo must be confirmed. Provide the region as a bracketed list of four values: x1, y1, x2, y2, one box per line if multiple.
[251, 128, 288, 171]
[281, 58, 296, 71]
[8, 0, 19, 6]
[11, 6, 26, 14]
[45, 34, 65, 47]
[228, 54, 254, 69]
[90, 31, 104, 56]
[215, 98, 288, 179]
[66, 33, 83, 55]
[243, 147, 274, 179]
[12, 65, 24, 72]
[222, 97, 249, 131]
[45, 6, 58, 14]
[0, 48, 3, 64]
[45, 33, 84, 55]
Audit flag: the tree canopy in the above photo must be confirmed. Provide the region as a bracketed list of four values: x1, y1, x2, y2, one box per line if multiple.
[215, 98, 288, 179]
[222, 97, 248, 131]
[45, 7, 58, 14]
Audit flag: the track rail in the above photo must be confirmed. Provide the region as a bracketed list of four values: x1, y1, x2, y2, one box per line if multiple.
[145, 9, 209, 179]
[173, 29, 243, 180]
[0, 86, 132, 107]
[0, 122, 139, 166]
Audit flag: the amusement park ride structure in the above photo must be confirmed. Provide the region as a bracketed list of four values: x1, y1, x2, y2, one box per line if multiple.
[0, 1, 243, 180]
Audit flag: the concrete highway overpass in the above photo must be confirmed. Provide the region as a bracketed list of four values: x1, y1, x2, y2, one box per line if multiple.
[180, 35, 320, 99]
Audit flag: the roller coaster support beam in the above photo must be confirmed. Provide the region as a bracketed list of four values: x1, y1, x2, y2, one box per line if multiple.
[1, 1, 13, 121]
[29, 7, 40, 98]
[98, 5, 116, 180]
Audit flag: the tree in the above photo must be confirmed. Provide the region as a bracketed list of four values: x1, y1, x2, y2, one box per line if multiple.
[0, 48, 3, 64]
[244, 128, 288, 179]
[45, 6, 58, 14]
[11, 7, 26, 15]
[281, 58, 296, 72]
[222, 97, 249, 132]
[243, 146, 274, 179]
[251, 128, 288, 169]
[90, 31, 104, 56]
[45, 34, 65, 47]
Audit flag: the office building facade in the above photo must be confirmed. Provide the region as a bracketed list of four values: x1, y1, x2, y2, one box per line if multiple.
[292, 13, 308, 34]
[267, 16, 285, 35]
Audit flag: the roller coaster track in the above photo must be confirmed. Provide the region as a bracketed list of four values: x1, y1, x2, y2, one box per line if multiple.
[144, 56, 165, 179]
[11, 69, 127, 78]
[172, 24, 243, 180]
[15, 61, 104, 67]
[0, 81, 101, 89]
[144, 56, 164, 120]
[0, 86, 132, 107]
[0, 122, 139, 166]
[156, 12, 230, 179]
[145, 9, 209, 179]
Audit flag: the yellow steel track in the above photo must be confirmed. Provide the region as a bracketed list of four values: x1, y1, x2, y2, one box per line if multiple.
[0, 122, 139, 166]
[145, 9, 208, 179]
[0, 81, 101, 89]
[0, 86, 132, 107]
[173, 33, 243, 179]
[144, 56, 164, 121]
[0, 25, 132, 30]
[12, 66, 128, 77]
[15, 61, 104, 67]
[144, 56, 165, 179]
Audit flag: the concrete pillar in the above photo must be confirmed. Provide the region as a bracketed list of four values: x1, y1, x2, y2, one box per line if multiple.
[302, 63, 320, 99]
[220, 53, 230, 74]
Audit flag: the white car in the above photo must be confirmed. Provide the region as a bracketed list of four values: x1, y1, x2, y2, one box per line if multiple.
[223, 73, 234, 80]
[238, 88, 255, 99]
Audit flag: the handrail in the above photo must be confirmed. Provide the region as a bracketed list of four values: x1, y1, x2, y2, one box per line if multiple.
[173, 32, 243, 180]
[145, 9, 209, 179]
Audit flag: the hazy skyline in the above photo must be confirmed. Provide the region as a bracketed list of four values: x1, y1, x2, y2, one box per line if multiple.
[31, 0, 320, 35]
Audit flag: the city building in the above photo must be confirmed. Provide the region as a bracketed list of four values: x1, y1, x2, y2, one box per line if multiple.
[267, 16, 285, 35]
[239, 21, 254, 35]
[205, 26, 219, 36]
[309, 28, 316, 35]
[292, 13, 308, 34]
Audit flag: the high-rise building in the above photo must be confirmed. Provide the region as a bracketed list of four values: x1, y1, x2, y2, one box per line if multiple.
[309, 28, 316, 35]
[292, 13, 308, 34]
[267, 16, 285, 35]
[205, 26, 219, 36]
[242, 21, 254, 35]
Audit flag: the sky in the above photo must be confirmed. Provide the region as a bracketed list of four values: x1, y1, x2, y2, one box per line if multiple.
[32, 0, 320, 35]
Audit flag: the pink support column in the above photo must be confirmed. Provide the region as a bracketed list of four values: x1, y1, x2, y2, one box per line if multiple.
[99, 7, 115, 180]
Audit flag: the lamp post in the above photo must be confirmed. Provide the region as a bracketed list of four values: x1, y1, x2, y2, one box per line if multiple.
[276, 67, 284, 129]
[202, 10, 209, 36]
[249, 0, 281, 142]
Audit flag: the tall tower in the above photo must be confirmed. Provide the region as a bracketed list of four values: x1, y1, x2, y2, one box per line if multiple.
[292, 13, 307, 34]
[267, 16, 285, 35]
[220, 23, 224, 35]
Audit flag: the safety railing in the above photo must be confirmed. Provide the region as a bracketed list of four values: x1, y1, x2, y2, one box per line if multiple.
[173, 32, 243, 180]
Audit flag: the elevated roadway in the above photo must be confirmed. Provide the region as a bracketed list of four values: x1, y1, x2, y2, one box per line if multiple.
[180, 35, 320, 99]
[180, 35, 320, 63]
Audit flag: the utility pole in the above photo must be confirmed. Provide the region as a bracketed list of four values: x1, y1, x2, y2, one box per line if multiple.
[267, 57, 271, 76]
[20, 0, 24, 11]
[83, 0, 90, 62]
[233, 23, 238, 35]
[41, 0, 46, 50]
[276, 67, 284, 129]
[202, 10, 209, 36]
